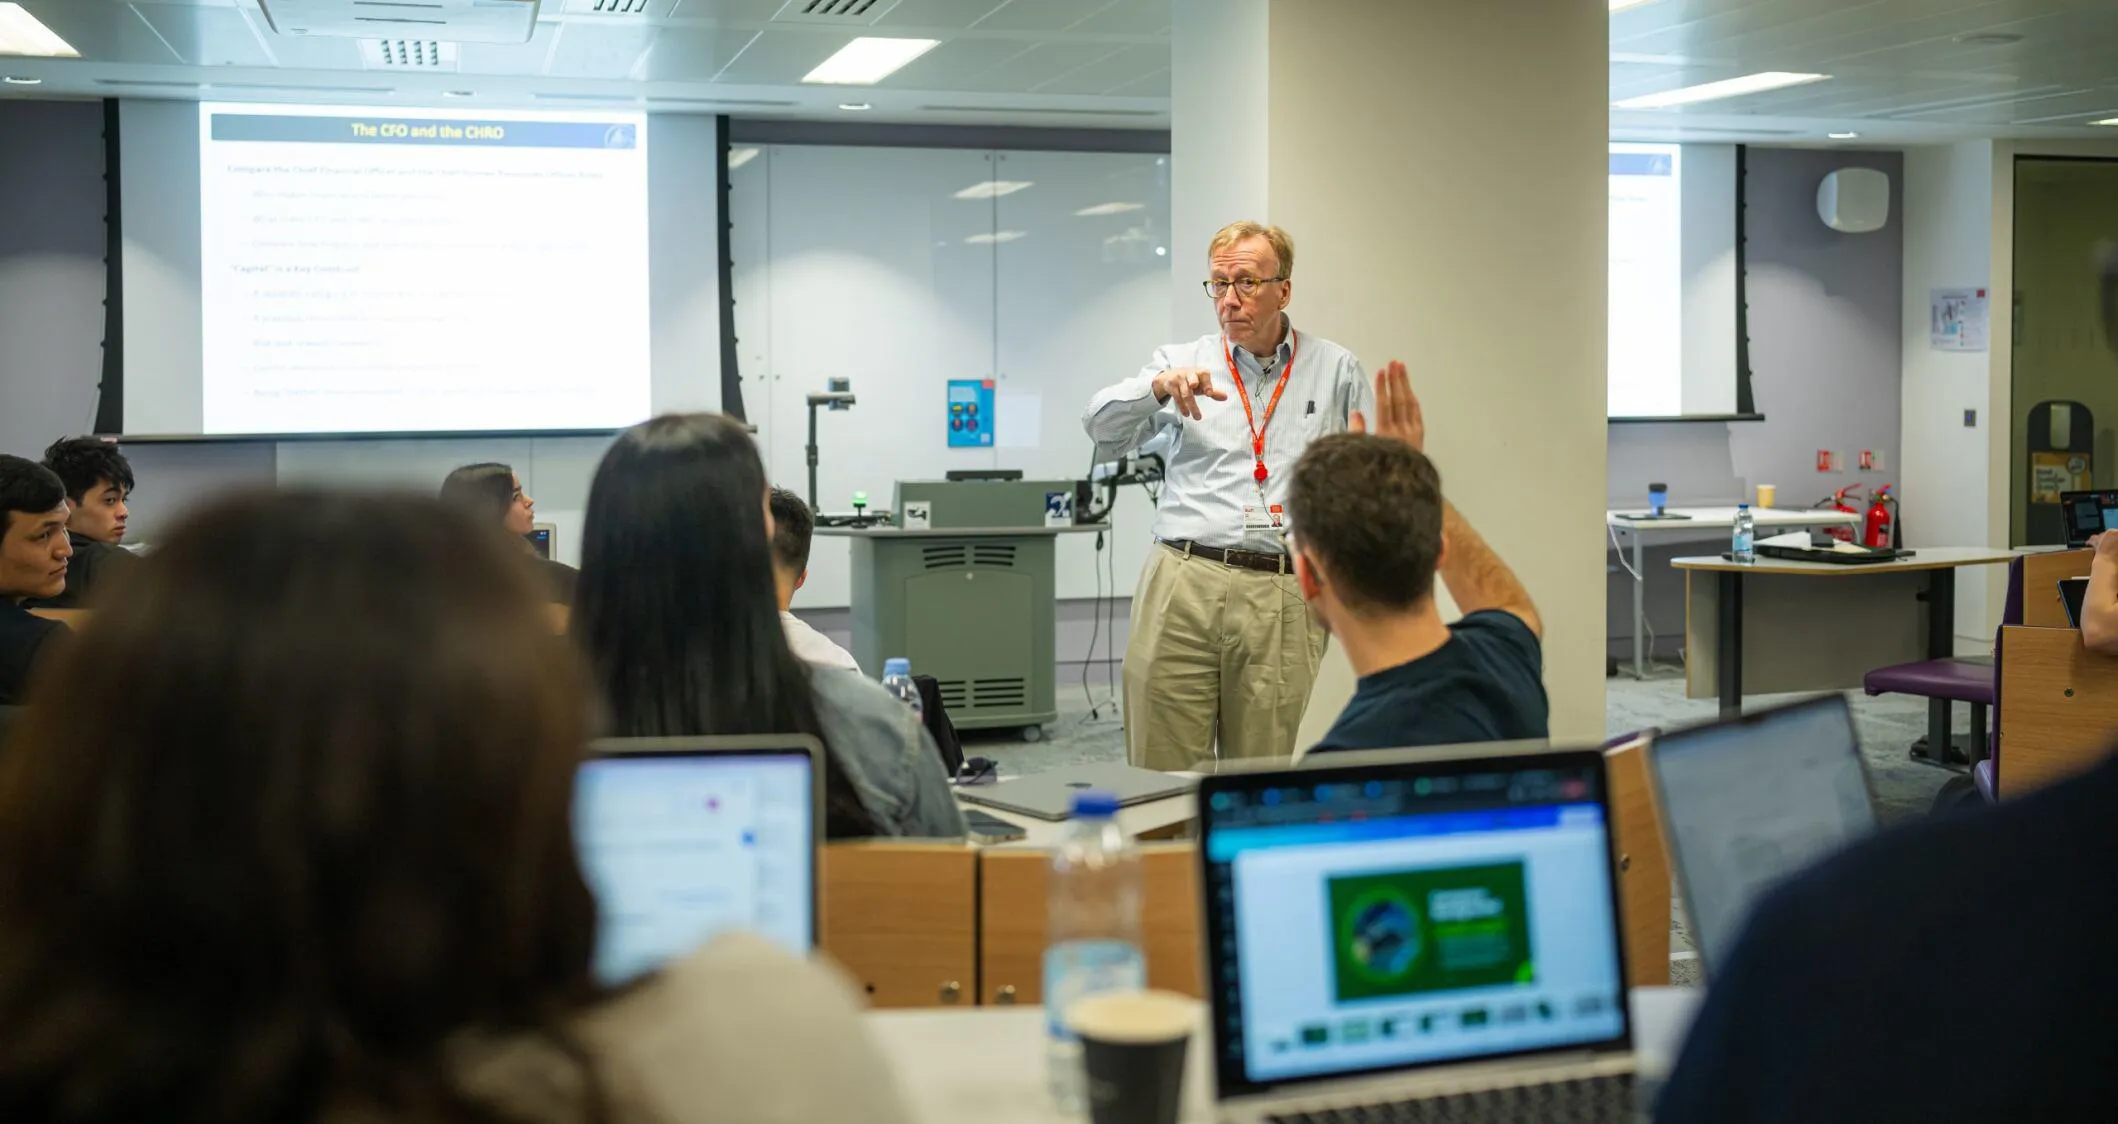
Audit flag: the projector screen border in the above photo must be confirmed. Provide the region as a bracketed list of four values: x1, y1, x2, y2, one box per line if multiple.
[1606, 413, 1767, 425]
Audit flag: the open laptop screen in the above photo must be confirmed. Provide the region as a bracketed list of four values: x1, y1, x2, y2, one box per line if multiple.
[574, 745, 817, 984]
[1649, 695, 1874, 975]
[1199, 751, 1628, 1098]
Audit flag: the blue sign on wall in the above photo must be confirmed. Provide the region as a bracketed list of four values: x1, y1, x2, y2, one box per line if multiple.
[947, 378, 995, 447]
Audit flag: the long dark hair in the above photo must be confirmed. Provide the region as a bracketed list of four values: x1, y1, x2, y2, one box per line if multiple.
[574, 413, 879, 838]
[0, 492, 608, 1124]
[439, 462, 516, 524]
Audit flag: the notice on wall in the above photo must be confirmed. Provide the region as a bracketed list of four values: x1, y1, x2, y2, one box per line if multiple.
[2030, 451, 2092, 505]
[1930, 287, 1989, 352]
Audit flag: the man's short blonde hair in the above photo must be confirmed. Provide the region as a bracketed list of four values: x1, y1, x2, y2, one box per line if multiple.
[1208, 221, 1295, 279]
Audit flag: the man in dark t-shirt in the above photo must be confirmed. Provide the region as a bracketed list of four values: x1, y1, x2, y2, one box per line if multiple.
[1289, 361, 1547, 754]
[32, 436, 140, 611]
[0, 456, 76, 706]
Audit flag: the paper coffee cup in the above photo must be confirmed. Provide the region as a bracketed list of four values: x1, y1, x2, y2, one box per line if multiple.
[1756, 484, 1777, 509]
[1067, 990, 1198, 1124]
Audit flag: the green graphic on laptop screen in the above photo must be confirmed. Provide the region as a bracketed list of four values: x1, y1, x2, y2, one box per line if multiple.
[1328, 862, 1534, 1003]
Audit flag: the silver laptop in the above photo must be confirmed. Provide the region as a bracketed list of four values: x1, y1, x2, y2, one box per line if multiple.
[1647, 694, 1877, 976]
[956, 761, 1194, 821]
[577, 736, 823, 984]
[1198, 747, 1636, 1122]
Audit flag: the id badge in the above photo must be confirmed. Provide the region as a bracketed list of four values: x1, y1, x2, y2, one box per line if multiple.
[1242, 504, 1286, 532]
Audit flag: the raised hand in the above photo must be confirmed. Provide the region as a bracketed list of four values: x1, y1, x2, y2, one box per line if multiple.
[1347, 360, 1424, 453]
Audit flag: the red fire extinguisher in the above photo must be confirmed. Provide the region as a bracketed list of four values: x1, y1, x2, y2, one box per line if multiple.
[1863, 484, 1896, 549]
[1822, 485, 1864, 542]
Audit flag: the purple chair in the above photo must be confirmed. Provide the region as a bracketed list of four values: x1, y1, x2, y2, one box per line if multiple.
[1862, 557, 2021, 790]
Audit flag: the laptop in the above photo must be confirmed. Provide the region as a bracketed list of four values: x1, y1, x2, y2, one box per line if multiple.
[2061, 576, 2091, 628]
[956, 761, 1194, 821]
[1199, 746, 1636, 1122]
[576, 736, 823, 984]
[1646, 695, 1876, 977]
[2061, 489, 2118, 548]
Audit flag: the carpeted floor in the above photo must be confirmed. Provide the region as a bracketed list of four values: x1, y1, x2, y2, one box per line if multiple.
[966, 668, 1979, 988]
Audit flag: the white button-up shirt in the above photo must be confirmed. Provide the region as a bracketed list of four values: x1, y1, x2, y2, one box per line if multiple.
[1082, 318, 1371, 553]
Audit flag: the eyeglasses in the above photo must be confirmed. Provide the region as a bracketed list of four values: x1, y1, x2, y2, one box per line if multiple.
[1202, 276, 1286, 299]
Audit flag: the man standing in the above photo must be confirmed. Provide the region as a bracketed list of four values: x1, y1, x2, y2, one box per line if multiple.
[1083, 221, 1370, 770]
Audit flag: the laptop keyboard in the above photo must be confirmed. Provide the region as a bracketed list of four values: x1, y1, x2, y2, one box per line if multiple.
[1264, 1072, 1635, 1124]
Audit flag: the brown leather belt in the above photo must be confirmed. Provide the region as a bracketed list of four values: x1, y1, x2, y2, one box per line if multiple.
[1159, 538, 1291, 575]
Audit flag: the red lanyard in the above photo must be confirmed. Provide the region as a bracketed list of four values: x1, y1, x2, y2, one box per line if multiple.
[1223, 329, 1299, 484]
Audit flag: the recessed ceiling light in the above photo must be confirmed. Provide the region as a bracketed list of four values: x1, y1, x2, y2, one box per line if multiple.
[1828, 131, 1860, 139]
[953, 180, 1033, 200]
[1614, 71, 1831, 109]
[803, 37, 939, 85]
[727, 146, 759, 169]
[964, 231, 1027, 245]
[838, 102, 872, 112]
[1, 74, 39, 85]
[442, 90, 473, 98]
[0, 3, 77, 58]
[1154, 246, 1167, 257]
[1074, 202, 1145, 217]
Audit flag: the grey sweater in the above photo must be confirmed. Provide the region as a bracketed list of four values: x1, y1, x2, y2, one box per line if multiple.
[808, 667, 967, 838]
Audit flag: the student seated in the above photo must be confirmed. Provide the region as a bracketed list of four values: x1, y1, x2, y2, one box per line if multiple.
[1658, 752, 2118, 1121]
[574, 414, 963, 839]
[1289, 362, 1548, 753]
[0, 490, 913, 1124]
[0, 456, 73, 707]
[440, 461, 578, 606]
[32, 436, 139, 609]
[768, 487, 862, 673]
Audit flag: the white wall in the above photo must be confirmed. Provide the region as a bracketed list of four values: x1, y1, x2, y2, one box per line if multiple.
[727, 143, 1172, 610]
[0, 100, 105, 458]
[1899, 141, 1998, 651]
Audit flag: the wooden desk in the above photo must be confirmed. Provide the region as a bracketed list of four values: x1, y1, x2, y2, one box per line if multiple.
[865, 988, 1703, 1123]
[1997, 625, 2118, 798]
[1672, 550, 2016, 748]
[1609, 507, 1860, 678]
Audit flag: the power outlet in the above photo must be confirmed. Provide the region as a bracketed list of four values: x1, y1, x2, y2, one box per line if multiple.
[1816, 449, 1836, 472]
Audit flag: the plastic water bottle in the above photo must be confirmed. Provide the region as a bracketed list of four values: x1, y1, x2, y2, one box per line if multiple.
[1045, 790, 1145, 1112]
[879, 658, 923, 722]
[1732, 503, 1756, 564]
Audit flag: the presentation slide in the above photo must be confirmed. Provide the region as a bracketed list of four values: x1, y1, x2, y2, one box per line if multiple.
[196, 103, 651, 435]
[574, 755, 813, 985]
[1608, 143, 1683, 417]
[1230, 808, 1624, 1084]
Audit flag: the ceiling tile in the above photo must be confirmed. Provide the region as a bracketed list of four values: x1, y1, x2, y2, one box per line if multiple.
[249, 31, 361, 71]
[874, 0, 1014, 29]
[968, 0, 1120, 35]
[947, 39, 1122, 93]
[1103, 62, 1166, 97]
[1067, 0, 1166, 37]
[1032, 40, 1159, 94]
[879, 35, 1027, 87]
[131, 3, 274, 67]
[456, 24, 562, 77]
[545, 20, 661, 79]
[710, 28, 846, 84]
[30, 3, 183, 64]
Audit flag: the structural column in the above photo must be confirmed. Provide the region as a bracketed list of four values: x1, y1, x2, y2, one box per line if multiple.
[1172, 0, 1610, 741]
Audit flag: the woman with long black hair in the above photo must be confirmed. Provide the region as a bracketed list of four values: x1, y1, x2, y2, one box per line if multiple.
[573, 413, 963, 839]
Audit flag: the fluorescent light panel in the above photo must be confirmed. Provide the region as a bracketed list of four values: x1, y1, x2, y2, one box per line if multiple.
[0, 3, 77, 58]
[1609, 0, 1660, 10]
[803, 37, 938, 85]
[1074, 202, 1144, 216]
[1828, 131, 1860, 139]
[964, 231, 1027, 245]
[728, 147, 760, 169]
[953, 180, 1033, 200]
[1614, 71, 1830, 109]
[2094, 117, 2118, 126]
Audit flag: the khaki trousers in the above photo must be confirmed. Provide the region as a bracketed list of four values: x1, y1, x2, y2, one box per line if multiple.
[1122, 542, 1329, 772]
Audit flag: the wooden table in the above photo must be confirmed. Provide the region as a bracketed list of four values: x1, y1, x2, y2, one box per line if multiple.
[1672, 549, 2017, 754]
[867, 988, 1703, 1123]
[1610, 507, 1860, 678]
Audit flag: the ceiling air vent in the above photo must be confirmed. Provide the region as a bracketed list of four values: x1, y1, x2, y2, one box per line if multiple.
[562, 0, 657, 14]
[358, 38, 460, 69]
[771, 0, 902, 26]
[257, 0, 539, 46]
